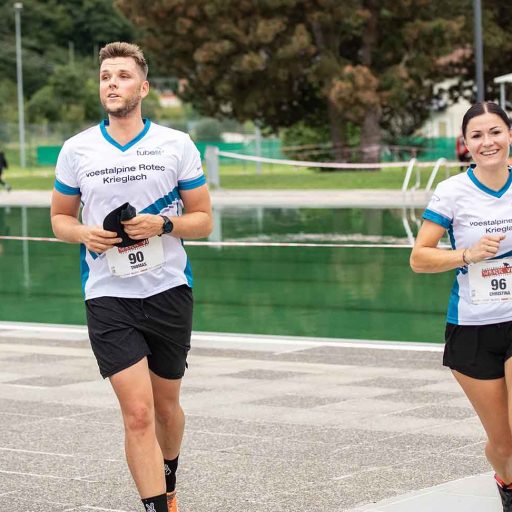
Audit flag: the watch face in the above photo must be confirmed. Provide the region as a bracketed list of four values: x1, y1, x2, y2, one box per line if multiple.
[162, 216, 173, 233]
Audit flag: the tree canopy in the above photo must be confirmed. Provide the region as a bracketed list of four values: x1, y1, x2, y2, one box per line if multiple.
[118, 0, 470, 160]
[0, 0, 135, 97]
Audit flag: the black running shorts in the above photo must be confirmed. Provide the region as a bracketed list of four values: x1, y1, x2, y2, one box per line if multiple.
[443, 321, 512, 380]
[85, 285, 193, 379]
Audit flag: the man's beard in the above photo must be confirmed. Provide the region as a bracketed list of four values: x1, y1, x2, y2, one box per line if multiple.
[102, 93, 141, 118]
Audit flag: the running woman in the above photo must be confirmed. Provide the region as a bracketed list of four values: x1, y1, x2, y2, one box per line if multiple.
[50, 42, 212, 512]
[411, 101, 512, 511]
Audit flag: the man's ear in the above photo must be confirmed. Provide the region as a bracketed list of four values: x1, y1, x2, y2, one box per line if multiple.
[140, 80, 150, 99]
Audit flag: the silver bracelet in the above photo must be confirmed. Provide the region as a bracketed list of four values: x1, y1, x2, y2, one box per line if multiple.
[462, 249, 472, 266]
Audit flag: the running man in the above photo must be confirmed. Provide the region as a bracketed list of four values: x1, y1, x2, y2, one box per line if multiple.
[411, 101, 512, 511]
[50, 42, 212, 512]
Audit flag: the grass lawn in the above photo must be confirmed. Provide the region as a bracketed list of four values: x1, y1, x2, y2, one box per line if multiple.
[4, 162, 461, 191]
[218, 162, 460, 189]
[6, 167, 54, 190]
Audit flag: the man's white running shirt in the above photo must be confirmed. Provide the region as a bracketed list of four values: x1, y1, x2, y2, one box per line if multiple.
[423, 165, 512, 325]
[55, 119, 206, 300]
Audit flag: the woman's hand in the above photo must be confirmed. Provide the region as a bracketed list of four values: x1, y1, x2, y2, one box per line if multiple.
[466, 235, 506, 264]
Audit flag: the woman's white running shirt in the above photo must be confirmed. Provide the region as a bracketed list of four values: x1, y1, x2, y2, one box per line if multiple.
[423, 165, 512, 325]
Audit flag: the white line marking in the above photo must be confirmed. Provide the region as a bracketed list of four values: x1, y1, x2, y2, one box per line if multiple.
[0, 322, 444, 352]
[0, 321, 87, 334]
[0, 490, 19, 497]
[0, 447, 121, 462]
[4, 383, 49, 389]
[192, 332, 444, 352]
[0, 469, 99, 482]
[0, 236, 419, 248]
[82, 507, 129, 511]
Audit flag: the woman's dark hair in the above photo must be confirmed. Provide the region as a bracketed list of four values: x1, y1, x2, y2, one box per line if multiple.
[462, 101, 511, 137]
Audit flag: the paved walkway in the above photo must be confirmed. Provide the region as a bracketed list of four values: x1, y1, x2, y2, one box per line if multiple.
[0, 322, 500, 512]
[349, 473, 499, 512]
[0, 189, 431, 208]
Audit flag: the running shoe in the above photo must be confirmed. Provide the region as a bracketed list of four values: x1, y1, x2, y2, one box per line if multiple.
[497, 483, 512, 511]
[167, 490, 179, 512]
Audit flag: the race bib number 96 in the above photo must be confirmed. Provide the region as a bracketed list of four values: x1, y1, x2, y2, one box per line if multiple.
[105, 237, 164, 278]
[469, 258, 512, 304]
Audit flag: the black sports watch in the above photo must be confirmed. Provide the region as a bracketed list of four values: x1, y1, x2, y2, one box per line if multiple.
[159, 215, 174, 235]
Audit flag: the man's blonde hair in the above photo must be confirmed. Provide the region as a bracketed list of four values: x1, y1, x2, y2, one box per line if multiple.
[99, 42, 148, 78]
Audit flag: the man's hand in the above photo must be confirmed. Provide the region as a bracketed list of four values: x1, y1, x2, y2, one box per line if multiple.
[122, 214, 164, 240]
[78, 225, 122, 253]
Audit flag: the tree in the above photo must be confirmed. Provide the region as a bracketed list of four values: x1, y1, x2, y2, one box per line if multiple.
[27, 64, 101, 125]
[441, 1, 512, 106]
[0, 0, 135, 97]
[193, 118, 222, 141]
[118, 0, 466, 161]
[0, 80, 19, 124]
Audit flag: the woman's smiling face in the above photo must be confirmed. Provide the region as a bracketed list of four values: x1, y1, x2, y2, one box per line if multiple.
[464, 112, 512, 170]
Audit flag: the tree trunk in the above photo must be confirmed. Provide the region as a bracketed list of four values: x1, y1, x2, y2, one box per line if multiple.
[360, 0, 381, 163]
[361, 108, 381, 163]
[327, 99, 345, 162]
[310, 20, 345, 162]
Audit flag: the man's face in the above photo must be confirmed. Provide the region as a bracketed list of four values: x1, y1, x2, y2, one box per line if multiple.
[99, 57, 149, 118]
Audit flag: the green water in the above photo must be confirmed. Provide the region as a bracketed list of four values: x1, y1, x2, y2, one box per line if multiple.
[0, 206, 452, 343]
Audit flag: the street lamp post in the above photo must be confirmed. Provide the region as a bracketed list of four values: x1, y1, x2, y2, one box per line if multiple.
[14, 2, 26, 168]
[473, 0, 485, 102]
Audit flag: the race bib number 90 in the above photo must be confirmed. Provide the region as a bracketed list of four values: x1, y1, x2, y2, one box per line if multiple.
[105, 237, 164, 278]
[469, 258, 512, 304]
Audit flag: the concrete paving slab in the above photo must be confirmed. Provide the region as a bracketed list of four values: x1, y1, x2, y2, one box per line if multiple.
[0, 321, 498, 511]
[347, 473, 500, 512]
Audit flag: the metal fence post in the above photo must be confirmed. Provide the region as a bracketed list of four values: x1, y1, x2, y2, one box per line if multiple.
[205, 145, 220, 189]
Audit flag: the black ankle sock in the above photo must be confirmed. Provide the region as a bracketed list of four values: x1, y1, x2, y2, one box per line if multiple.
[141, 493, 167, 512]
[164, 455, 179, 493]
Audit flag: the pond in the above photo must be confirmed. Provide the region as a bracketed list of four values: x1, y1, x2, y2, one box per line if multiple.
[0, 206, 452, 343]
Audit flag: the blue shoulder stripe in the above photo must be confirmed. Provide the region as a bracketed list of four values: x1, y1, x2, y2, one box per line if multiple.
[55, 179, 80, 196]
[422, 208, 451, 229]
[178, 175, 206, 190]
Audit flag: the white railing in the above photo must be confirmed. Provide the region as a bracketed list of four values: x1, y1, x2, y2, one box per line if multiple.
[205, 146, 461, 193]
[400, 158, 419, 193]
[425, 158, 449, 193]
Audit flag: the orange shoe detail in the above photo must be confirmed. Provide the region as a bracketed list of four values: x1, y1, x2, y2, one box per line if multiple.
[167, 490, 179, 512]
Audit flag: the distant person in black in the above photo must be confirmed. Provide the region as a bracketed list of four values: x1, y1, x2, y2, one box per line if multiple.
[456, 133, 471, 171]
[0, 152, 11, 191]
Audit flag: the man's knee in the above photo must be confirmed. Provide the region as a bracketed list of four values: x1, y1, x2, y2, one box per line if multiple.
[123, 403, 154, 433]
[155, 401, 183, 427]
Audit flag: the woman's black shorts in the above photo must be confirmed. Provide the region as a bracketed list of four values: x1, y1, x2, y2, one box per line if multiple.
[443, 321, 512, 380]
[85, 285, 193, 379]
